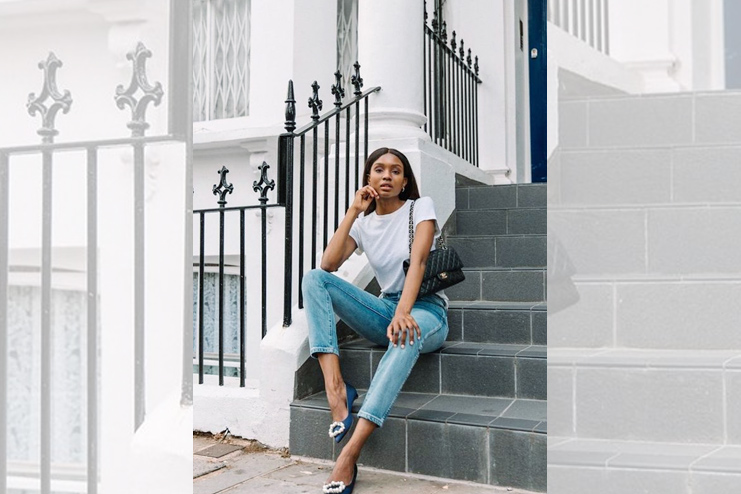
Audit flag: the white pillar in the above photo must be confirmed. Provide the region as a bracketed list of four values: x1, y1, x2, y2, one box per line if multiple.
[358, 0, 428, 140]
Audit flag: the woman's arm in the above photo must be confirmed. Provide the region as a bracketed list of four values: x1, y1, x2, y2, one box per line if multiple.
[387, 219, 436, 347]
[320, 184, 379, 272]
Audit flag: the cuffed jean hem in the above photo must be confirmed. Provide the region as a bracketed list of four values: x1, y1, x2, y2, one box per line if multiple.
[309, 346, 339, 359]
[357, 410, 384, 427]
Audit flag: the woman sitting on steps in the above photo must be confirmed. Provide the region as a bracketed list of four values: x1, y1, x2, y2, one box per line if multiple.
[302, 147, 450, 494]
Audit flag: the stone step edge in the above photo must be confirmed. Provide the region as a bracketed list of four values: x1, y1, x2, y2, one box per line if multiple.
[558, 142, 741, 153]
[457, 206, 546, 211]
[548, 348, 741, 370]
[456, 183, 547, 189]
[549, 201, 741, 211]
[449, 233, 545, 239]
[291, 392, 547, 435]
[448, 300, 547, 311]
[341, 341, 546, 359]
[549, 437, 741, 474]
[460, 267, 545, 272]
[568, 273, 741, 283]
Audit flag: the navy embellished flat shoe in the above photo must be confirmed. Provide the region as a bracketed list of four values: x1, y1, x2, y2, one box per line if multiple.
[322, 463, 358, 494]
[327, 381, 358, 443]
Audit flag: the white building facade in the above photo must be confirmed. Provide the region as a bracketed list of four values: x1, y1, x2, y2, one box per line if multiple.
[190, 0, 545, 449]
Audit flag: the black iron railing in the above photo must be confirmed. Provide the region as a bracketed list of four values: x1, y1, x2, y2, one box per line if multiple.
[193, 63, 379, 385]
[1, 38, 189, 494]
[193, 164, 278, 387]
[424, 8, 482, 167]
[278, 63, 380, 327]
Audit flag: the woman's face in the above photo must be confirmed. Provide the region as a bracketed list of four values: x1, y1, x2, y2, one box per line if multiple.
[367, 153, 408, 198]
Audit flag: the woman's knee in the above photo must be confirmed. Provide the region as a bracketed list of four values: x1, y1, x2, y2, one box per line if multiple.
[302, 268, 332, 293]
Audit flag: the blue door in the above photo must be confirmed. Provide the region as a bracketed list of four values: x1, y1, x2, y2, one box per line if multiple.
[529, 0, 547, 182]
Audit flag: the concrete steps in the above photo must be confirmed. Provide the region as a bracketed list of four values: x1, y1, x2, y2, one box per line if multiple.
[336, 340, 546, 400]
[551, 90, 741, 492]
[290, 181, 548, 492]
[559, 91, 741, 150]
[291, 388, 546, 490]
[548, 438, 741, 493]
[447, 300, 546, 345]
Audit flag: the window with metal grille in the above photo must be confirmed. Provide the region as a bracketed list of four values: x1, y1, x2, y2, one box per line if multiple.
[337, 0, 357, 90]
[193, 0, 251, 122]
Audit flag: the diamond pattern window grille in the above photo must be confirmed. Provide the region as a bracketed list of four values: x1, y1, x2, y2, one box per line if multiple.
[193, 0, 251, 122]
[337, 0, 358, 92]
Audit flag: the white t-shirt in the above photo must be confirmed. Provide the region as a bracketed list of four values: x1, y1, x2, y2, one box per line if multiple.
[349, 196, 448, 307]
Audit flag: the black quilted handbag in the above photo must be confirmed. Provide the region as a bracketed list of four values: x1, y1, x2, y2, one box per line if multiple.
[402, 200, 465, 298]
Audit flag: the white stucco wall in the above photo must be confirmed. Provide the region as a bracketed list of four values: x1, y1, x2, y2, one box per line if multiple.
[443, 0, 509, 173]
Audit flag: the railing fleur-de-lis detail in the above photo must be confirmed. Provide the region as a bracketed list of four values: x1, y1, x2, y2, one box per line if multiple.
[331, 71, 345, 108]
[351, 62, 364, 96]
[451, 31, 457, 51]
[115, 42, 164, 137]
[467, 49, 472, 68]
[285, 80, 296, 132]
[308, 81, 322, 121]
[475, 56, 479, 76]
[27, 52, 73, 144]
[459, 40, 465, 59]
[253, 162, 275, 204]
[212, 166, 233, 207]
[441, 21, 447, 43]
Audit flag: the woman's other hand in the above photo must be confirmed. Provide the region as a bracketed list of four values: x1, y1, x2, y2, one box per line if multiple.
[350, 185, 379, 216]
[387, 311, 421, 349]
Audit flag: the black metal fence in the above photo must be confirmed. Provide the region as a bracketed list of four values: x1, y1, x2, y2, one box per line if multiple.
[193, 164, 279, 387]
[279, 63, 380, 324]
[193, 62, 380, 385]
[0, 37, 189, 494]
[424, 8, 482, 167]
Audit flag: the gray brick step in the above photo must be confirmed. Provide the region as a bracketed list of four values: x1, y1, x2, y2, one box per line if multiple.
[553, 146, 741, 207]
[290, 391, 546, 491]
[549, 437, 741, 493]
[559, 91, 741, 149]
[335, 341, 546, 400]
[447, 301, 546, 345]
[549, 348, 741, 443]
[446, 267, 546, 303]
[455, 208, 546, 235]
[447, 234, 546, 269]
[456, 183, 547, 210]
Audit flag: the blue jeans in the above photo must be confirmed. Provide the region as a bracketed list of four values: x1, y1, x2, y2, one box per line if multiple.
[302, 268, 449, 427]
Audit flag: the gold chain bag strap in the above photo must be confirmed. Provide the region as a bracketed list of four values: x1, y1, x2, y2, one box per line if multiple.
[402, 200, 465, 298]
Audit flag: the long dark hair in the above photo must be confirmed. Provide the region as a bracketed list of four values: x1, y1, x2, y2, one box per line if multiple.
[361, 147, 421, 215]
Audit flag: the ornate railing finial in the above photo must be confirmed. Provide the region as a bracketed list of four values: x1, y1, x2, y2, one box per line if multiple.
[285, 80, 296, 132]
[431, 9, 438, 33]
[115, 42, 164, 137]
[441, 21, 447, 43]
[27, 52, 73, 144]
[351, 62, 363, 97]
[284, 80, 296, 132]
[467, 48, 473, 68]
[451, 31, 457, 51]
[424, 0, 428, 22]
[459, 40, 465, 60]
[253, 162, 276, 204]
[331, 70, 345, 108]
[308, 81, 322, 121]
[474, 56, 479, 76]
[212, 166, 234, 207]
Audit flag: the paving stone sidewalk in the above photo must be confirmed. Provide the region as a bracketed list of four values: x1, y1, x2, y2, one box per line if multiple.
[194, 433, 534, 494]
